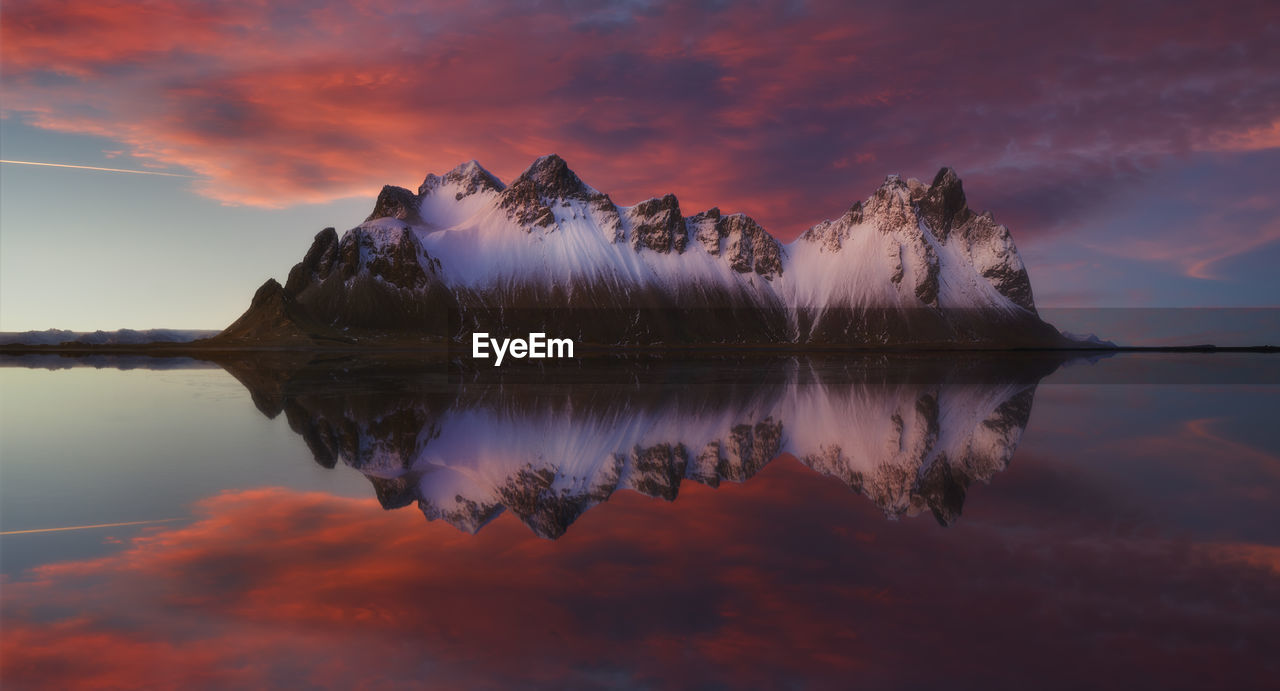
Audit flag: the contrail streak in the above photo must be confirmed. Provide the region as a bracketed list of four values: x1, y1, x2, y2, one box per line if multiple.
[0, 159, 197, 178]
[1, 518, 184, 536]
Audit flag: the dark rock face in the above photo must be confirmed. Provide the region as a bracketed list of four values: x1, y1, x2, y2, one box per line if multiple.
[367, 476, 418, 510]
[629, 443, 689, 500]
[916, 460, 967, 526]
[496, 466, 597, 539]
[912, 239, 941, 307]
[498, 177, 557, 229]
[913, 168, 1036, 312]
[718, 418, 783, 481]
[288, 394, 439, 474]
[285, 228, 340, 297]
[217, 278, 320, 344]
[627, 194, 687, 254]
[958, 212, 1037, 312]
[688, 208, 723, 255]
[719, 213, 783, 278]
[365, 185, 422, 224]
[498, 154, 606, 231]
[362, 229, 439, 291]
[518, 154, 593, 201]
[913, 167, 970, 240]
[264, 225, 456, 338]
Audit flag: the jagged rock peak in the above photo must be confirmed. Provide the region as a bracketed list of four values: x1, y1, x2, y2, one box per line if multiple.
[719, 213, 783, 278]
[687, 207, 723, 255]
[220, 158, 1065, 347]
[498, 177, 556, 230]
[251, 277, 285, 307]
[914, 167, 972, 239]
[447, 160, 505, 196]
[418, 159, 505, 198]
[513, 154, 596, 200]
[865, 175, 916, 231]
[930, 166, 964, 198]
[681, 208, 782, 276]
[284, 227, 340, 297]
[447, 160, 502, 187]
[627, 193, 687, 254]
[366, 185, 421, 223]
[498, 154, 612, 231]
[869, 174, 914, 210]
[878, 174, 909, 193]
[801, 167, 976, 242]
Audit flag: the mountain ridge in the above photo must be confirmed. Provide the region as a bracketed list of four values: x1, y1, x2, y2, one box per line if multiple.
[215, 155, 1070, 348]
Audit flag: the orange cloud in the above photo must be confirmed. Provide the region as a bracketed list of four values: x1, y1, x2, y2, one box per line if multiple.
[3, 0, 1279, 242]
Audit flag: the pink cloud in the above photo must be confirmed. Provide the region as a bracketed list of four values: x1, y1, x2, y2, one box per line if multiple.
[2, 0, 1278, 243]
[1080, 198, 1280, 280]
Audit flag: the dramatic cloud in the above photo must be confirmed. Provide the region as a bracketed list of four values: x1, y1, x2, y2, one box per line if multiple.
[3, 0, 1278, 240]
[1091, 195, 1280, 281]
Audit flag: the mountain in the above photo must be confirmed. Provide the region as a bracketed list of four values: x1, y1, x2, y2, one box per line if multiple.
[216, 156, 1070, 348]
[218, 355, 1064, 537]
[0, 328, 220, 346]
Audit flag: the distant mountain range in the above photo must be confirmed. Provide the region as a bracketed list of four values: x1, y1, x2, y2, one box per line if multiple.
[0, 328, 219, 346]
[216, 155, 1072, 348]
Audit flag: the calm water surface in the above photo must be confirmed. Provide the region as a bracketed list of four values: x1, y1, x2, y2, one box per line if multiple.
[1, 353, 1277, 689]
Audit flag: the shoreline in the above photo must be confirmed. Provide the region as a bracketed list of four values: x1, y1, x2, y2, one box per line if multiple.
[1, 342, 1275, 359]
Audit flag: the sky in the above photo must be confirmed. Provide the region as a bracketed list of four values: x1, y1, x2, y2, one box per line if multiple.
[1, 0, 1278, 330]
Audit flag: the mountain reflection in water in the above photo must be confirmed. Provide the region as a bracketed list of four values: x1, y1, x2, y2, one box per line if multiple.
[3, 352, 1278, 689]
[220, 354, 1060, 538]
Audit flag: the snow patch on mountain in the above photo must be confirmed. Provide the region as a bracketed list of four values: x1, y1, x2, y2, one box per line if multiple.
[225, 155, 1068, 347]
[352, 158, 1035, 319]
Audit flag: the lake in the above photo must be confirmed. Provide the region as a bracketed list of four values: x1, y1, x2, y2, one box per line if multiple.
[1, 352, 1277, 689]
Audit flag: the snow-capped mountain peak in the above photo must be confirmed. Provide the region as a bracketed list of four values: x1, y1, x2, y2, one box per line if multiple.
[365, 185, 421, 224]
[495, 154, 617, 232]
[625, 193, 685, 254]
[419, 159, 505, 198]
[222, 155, 1067, 347]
